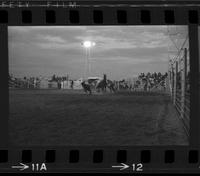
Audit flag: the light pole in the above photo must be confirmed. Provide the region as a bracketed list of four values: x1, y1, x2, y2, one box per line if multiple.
[81, 41, 96, 79]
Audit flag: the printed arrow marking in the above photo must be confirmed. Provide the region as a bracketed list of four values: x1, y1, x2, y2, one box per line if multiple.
[112, 163, 129, 170]
[11, 163, 29, 171]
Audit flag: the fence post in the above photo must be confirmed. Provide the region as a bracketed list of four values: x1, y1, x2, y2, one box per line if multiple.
[181, 48, 187, 118]
[170, 64, 173, 97]
[173, 61, 178, 105]
[171, 67, 173, 100]
[184, 48, 188, 83]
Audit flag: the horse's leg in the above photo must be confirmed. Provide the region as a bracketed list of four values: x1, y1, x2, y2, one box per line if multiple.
[112, 87, 115, 93]
[89, 87, 92, 94]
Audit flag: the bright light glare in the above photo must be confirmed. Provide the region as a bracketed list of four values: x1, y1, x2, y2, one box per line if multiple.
[83, 41, 95, 48]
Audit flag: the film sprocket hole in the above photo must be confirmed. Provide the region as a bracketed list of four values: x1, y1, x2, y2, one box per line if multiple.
[0, 0, 199, 174]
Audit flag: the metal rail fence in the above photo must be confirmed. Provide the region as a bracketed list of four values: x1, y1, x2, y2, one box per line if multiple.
[168, 46, 190, 136]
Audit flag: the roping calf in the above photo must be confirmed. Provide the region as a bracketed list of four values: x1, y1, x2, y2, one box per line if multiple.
[81, 81, 92, 94]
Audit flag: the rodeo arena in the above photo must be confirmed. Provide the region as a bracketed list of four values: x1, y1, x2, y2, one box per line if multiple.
[9, 27, 193, 146]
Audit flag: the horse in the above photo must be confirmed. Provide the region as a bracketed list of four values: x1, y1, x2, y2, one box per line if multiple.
[118, 80, 129, 91]
[118, 80, 124, 90]
[107, 79, 116, 93]
[81, 81, 92, 94]
[96, 79, 107, 92]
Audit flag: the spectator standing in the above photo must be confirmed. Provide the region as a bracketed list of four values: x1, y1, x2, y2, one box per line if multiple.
[71, 80, 74, 89]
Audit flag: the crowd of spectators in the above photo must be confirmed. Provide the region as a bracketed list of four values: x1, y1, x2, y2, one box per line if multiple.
[136, 72, 168, 91]
[9, 72, 169, 91]
[8, 74, 70, 88]
[10, 71, 194, 92]
[9, 74, 40, 88]
[106, 72, 168, 91]
[50, 74, 68, 82]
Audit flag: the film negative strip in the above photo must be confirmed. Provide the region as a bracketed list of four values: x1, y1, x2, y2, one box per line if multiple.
[0, 0, 200, 173]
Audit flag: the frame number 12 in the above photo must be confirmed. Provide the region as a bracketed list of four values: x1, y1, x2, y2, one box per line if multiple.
[132, 163, 143, 171]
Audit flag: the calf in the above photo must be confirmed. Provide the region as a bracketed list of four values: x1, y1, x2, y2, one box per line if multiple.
[81, 81, 92, 94]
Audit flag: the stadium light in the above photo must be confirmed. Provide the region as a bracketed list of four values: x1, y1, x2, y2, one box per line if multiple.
[81, 41, 96, 78]
[82, 41, 96, 48]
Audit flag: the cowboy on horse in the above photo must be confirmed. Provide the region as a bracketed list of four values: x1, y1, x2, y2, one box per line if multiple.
[96, 74, 107, 92]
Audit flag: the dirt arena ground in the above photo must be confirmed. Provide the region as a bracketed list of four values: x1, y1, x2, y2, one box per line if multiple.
[9, 89, 188, 146]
